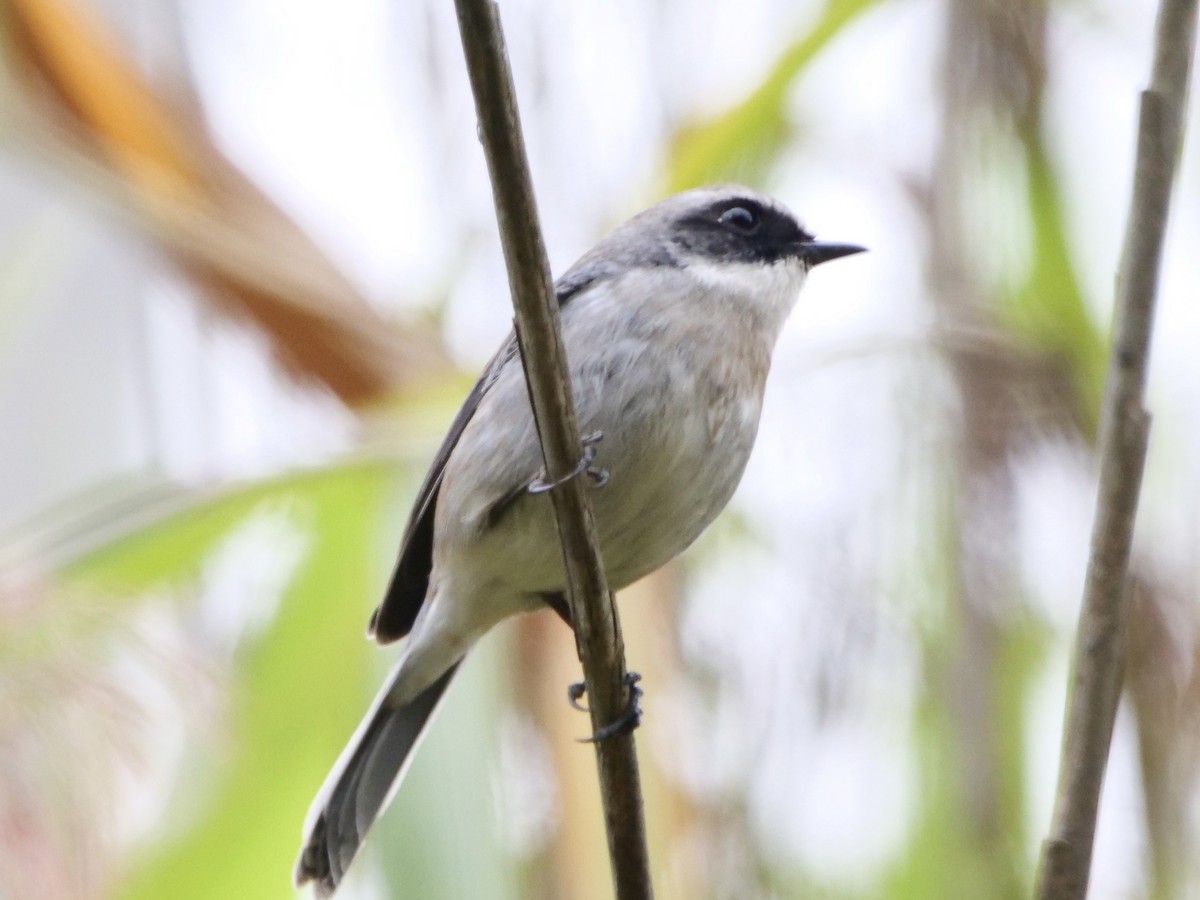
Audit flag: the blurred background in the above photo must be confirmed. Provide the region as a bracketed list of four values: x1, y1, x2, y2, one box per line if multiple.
[0, 0, 1197, 897]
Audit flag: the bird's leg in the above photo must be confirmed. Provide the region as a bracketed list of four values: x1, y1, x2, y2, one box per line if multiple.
[567, 680, 589, 711]
[581, 430, 609, 487]
[568, 672, 643, 743]
[528, 431, 608, 493]
[542, 592, 573, 628]
[529, 429, 627, 739]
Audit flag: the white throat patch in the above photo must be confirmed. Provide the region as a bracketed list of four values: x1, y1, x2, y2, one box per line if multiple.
[684, 257, 808, 332]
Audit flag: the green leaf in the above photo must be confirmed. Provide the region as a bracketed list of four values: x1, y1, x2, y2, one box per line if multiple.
[999, 137, 1107, 435]
[884, 483, 1052, 899]
[667, 0, 880, 193]
[103, 462, 401, 900]
[62, 466, 384, 593]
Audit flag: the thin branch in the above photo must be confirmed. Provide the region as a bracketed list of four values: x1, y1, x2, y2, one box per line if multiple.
[451, 1, 654, 898]
[1035, 0, 1197, 897]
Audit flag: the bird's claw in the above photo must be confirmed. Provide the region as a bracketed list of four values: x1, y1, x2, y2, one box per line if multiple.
[528, 432, 609, 494]
[568, 672, 643, 743]
[567, 680, 589, 712]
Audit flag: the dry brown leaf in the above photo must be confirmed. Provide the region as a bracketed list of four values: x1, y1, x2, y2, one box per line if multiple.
[4, 0, 447, 405]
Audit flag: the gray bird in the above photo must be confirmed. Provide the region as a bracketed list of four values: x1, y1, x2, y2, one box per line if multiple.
[294, 185, 864, 895]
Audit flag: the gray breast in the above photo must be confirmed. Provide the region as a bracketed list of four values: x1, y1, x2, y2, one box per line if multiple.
[438, 265, 772, 597]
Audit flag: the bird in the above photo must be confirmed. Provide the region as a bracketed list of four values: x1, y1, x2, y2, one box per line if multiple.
[294, 184, 865, 895]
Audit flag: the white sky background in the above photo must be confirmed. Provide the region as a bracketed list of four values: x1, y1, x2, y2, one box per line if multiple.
[2, 0, 1197, 895]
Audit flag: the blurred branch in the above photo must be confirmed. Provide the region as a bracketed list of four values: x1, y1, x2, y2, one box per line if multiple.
[1126, 575, 1200, 899]
[914, 1, 1055, 893]
[1035, 0, 1197, 895]
[2, 0, 447, 405]
[451, 1, 653, 898]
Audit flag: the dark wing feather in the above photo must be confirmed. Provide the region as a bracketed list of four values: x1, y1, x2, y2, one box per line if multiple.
[368, 339, 517, 643]
[367, 258, 621, 644]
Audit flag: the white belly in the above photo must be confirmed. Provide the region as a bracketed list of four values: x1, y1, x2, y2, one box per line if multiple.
[586, 372, 761, 587]
[437, 347, 764, 602]
[433, 267, 777, 610]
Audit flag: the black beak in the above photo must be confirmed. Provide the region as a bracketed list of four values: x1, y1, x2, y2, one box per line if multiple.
[801, 241, 867, 268]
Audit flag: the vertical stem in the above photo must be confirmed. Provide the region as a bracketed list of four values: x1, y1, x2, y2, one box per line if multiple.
[451, 1, 654, 898]
[1035, 0, 1196, 896]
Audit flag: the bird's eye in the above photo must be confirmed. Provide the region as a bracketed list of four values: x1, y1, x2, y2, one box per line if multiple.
[718, 205, 760, 233]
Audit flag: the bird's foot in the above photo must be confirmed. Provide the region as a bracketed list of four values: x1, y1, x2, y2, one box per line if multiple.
[528, 431, 608, 493]
[568, 672, 643, 743]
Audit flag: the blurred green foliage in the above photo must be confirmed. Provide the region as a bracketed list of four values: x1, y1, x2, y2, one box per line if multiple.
[66, 465, 395, 899]
[1003, 137, 1107, 433]
[667, 0, 880, 193]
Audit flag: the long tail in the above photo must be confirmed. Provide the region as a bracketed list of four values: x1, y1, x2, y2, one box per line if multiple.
[294, 662, 461, 897]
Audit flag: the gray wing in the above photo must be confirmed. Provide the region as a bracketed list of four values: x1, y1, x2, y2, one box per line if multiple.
[368, 339, 516, 643]
[366, 241, 657, 643]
